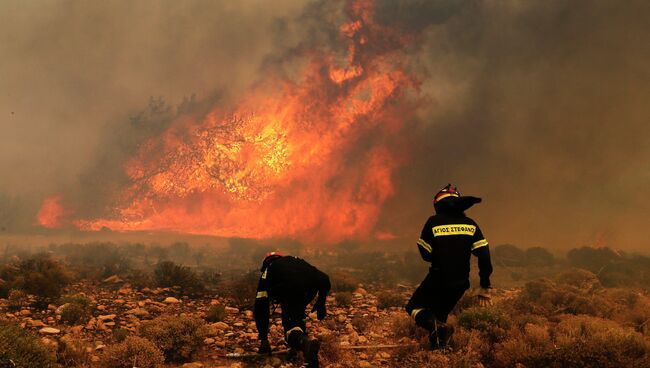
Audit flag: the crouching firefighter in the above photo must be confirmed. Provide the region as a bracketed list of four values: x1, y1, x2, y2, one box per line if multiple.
[254, 252, 331, 367]
[405, 184, 493, 349]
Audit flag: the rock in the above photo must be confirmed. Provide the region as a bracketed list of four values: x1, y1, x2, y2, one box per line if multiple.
[182, 363, 204, 368]
[125, 308, 149, 317]
[29, 319, 47, 328]
[90, 355, 100, 363]
[359, 361, 372, 367]
[337, 314, 347, 323]
[103, 275, 123, 284]
[98, 314, 116, 322]
[39, 327, 60, 335]
[19, 309, 31, 316]
[96, 305, 106, 311]
[225, 306, 239, 313]
[164, 297, 181, 304]
[213, 322, 229, 330]
[204, 338, 215, 345]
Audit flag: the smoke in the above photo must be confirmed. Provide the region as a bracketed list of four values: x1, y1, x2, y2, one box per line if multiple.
[1, 0, 648, 250]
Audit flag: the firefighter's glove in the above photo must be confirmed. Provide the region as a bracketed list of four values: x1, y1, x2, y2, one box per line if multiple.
[258, 339, 271, 355]
[311, 302, 327, 320]
[477, 287, 493, 307]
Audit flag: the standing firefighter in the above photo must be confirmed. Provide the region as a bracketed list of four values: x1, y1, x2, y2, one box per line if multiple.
[405, 184, 493, 349]
[254, 252, 330, 367]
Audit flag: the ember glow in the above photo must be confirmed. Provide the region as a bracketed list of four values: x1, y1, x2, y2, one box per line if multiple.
[38, 0, 418, 243]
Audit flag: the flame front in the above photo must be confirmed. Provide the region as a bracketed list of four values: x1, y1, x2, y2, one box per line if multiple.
[48, 0, 418, 243]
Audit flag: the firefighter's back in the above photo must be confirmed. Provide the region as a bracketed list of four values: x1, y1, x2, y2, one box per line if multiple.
[266, 256, 324, 302]
[429, 212, 478, 288]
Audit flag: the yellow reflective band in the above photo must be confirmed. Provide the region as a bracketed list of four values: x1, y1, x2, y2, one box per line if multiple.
[417, 238, 432, 253]
[435, 193, 460, 202]
[411, 308, 424, 319]
[471, 239, 489, 250]
[256, 291, 268, 298]
[261, 270, 267, 279]
[286, 326, 303, 338]
[432, 224, 476, 237]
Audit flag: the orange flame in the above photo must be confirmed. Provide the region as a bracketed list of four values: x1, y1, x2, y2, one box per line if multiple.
[50, 0, 419, 243]
[37, 195, 65, 229]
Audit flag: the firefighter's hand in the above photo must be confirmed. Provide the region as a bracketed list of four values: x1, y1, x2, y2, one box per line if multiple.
[311, 302, 327, 320]
[477, 287, 493, 307]
[258, 339, 271, 355]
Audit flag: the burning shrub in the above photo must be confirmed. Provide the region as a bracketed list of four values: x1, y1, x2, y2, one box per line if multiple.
[153, 261, 204, 295]
[0, 319, 56, 368]
[556, 268, 601, 290]
[101, 336, 164, 368]
[7, 289, 28, 310]
[205, 304, 226, 323]
[138, 314, 207, 362]
[377, 290, 405, 309]
[335, 291, 353, 306]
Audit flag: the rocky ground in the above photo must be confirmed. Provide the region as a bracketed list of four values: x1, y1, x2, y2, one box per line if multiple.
[2, 276, 476, 368]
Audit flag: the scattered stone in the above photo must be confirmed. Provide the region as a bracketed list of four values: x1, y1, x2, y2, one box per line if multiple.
[39, 327, 60, 335]
[182, 363, 204, 368]
[103, 275, 123, 284]
[164, 297, 181, 304]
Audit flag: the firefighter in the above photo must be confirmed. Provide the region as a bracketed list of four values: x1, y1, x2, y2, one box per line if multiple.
[405, 184, 493, 349]
[254, 252, 330, 367]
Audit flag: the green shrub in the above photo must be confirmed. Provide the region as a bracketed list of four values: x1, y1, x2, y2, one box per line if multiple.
[335, 292, 353, 306]
[205, 304, 226, 323]
[138, 315, 207, 362]
[7, 289, 28, 310]
[101, 336, 164, 368]
[59, 294, 93, 325]
[458, 307, 509, 333]
[154, 261, 204, 295]
[0, 319, 56, 368]
[377, 291, 404, 309]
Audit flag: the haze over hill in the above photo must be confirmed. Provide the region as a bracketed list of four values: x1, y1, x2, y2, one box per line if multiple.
[0, 0, 648, 251]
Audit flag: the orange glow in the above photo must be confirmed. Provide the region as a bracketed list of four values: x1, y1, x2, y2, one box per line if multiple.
[46, 0, 418, 243]
[37, 195, 64, 228]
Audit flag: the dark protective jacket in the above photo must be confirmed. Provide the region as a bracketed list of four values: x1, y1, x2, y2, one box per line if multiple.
[254, 256, 331, 340]
[417, 196, 493, 289]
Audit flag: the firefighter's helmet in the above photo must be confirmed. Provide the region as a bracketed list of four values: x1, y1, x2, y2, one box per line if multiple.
[434, 184, 461, 204]
[261, 251, 283, 271]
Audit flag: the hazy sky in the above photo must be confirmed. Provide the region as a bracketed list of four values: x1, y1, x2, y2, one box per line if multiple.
[1, 0, 648, 251]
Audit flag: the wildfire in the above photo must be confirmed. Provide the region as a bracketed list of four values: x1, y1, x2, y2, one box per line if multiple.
[41, 0, 419, 243]
[37, 195, 65, 229]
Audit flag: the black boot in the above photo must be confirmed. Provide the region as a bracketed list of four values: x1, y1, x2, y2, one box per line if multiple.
[300, 335, 320, 368]
[429, 320, 454, 350]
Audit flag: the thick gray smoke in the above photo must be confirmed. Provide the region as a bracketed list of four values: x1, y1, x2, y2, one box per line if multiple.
[0, 0, 648, 251]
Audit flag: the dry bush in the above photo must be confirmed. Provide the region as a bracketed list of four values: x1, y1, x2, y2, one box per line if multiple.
[330, 272, 359, 293]
[493, 315, 650, 368]
[112, 328, 129, 343]
[153, 261, 205, 296]
[101, 336, 164, 368]
[205, 304, 226, 323]
[515, 278, 613, 317]
[556, 268, 601, 290]
[218, 270, 258, 307]
[59, 294, 93, 325]
[335, 292, 353, 307]
[319, 333, 355, 367]
[57, 334, 92, 367]
[390, 313, 422, 339]
[351, 315, 369, 333]
[7, 289, 28, 310]
[0, 319, 56, 368]
[138, 314, 207, 363]
[0, 255, 70, 302]
[457, 307, 509, 343]
[377, 291, 405, 309]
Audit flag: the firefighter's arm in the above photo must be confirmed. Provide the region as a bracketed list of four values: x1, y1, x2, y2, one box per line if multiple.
[312, 272, 330, 320]
[471, 225, 493, 288]
[253, 271, 271, 342]
[417, 219, 434, 262]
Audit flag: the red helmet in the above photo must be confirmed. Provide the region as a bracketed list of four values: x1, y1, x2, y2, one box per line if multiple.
[261, 251, 283, 271]
[434, 184, 461, 204]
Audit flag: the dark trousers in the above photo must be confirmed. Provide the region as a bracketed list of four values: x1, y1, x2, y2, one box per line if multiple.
[405, 271, 467, 329]
[281, 301, 309, 348]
